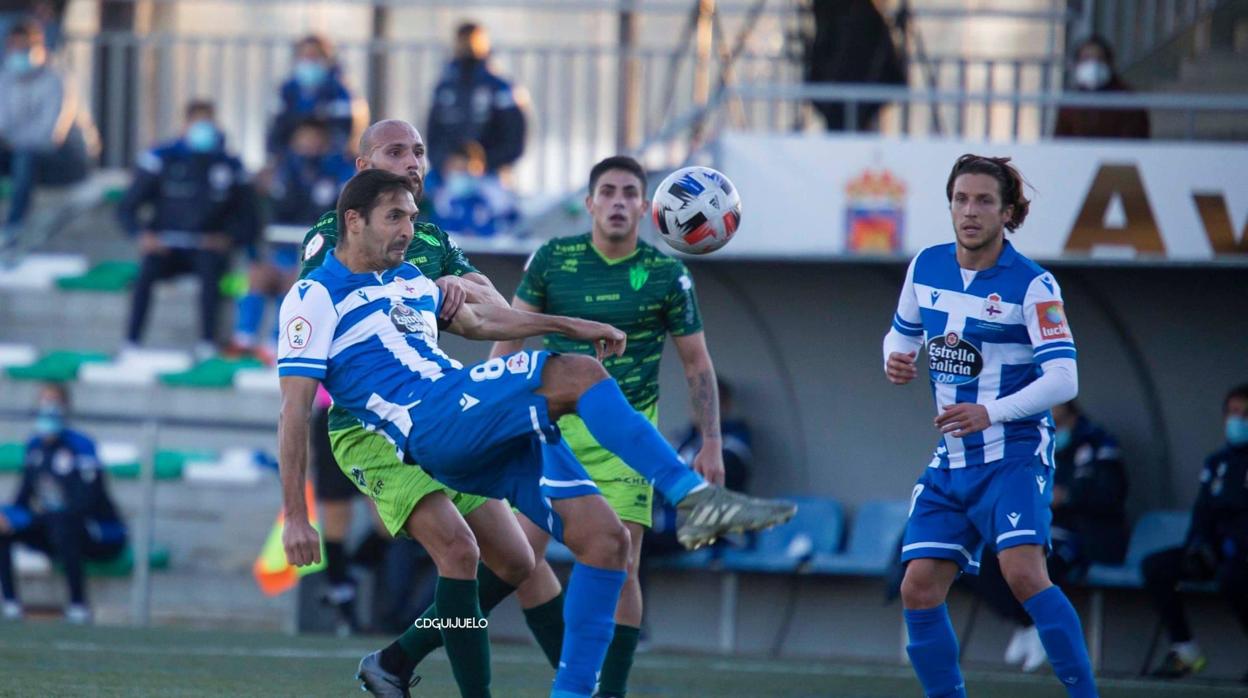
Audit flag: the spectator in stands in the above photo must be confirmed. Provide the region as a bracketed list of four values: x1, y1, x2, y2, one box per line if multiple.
[0, 383, 127, 625]
[425, 140, 518, 238]
[1143, 383, 1248, 682]
[801, 0, 906, 132]
[962, 400, 1129, 672]
[0, 19, 92, 247]
[426, 22, 526, 179]
[118, 99, 255, 360]
[230, 118, 352, 360]
[267, 34, 358, 157]
[1055, 35, 1150, 139]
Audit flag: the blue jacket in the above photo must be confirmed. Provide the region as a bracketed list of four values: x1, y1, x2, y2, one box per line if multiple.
[1187, 443, 1248, 556]
[5, 429, 126, 545]
[117, 138, 255, 244]
[267, 152, 355, 226]
[267, 69, 355, 154]
[426, 59, 526, 173]
[1052, 416, 1129, 564]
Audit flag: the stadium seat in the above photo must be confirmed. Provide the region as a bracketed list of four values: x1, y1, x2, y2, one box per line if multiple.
[234, 367, 280, 393]
[1084, 510, 1189, 589]
[720, 496, 844, 573]
[651, 546, 721, 571]
[55, 260, 139, 292]
[79, 349, 193, 387]
[183, 448, 267, 485]
[0, 442, 25, 473]
[0, 254, 87, 290]
[83, 544, 172, 576]
[98, 442, 208, 481]
[810, 499, 910, 577]
[7, 350, 110, 382]
[0, 343, 38, 371]
[160, 356, 264, 388]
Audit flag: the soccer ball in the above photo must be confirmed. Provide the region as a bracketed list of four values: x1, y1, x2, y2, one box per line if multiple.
[651, 166, 741, 255]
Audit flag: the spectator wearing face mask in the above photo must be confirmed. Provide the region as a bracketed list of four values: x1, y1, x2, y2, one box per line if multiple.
[424, 140, 518, 238]
[1055, 35, 1150, 139]
[266, 34, 357, 156]
[117, 100, 256, 359]
[0, 383, 127, 625]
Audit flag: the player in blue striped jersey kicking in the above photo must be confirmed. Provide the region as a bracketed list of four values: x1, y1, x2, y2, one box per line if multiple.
[276, 169, 794, 698]
[884, 155, 1098, 698]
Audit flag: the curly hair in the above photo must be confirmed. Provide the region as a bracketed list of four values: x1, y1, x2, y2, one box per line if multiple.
[945, 154, 1032, 231]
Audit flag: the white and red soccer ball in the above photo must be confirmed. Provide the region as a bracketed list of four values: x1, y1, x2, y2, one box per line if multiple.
[651, 166, 741, 255]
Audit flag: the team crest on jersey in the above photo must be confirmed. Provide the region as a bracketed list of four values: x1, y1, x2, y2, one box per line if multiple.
[303, 233, 325, 261]
[389, 304, 428, 336]
[629, 264, 650, 291]
[1035, 301, 1071, 340]
[982, 293, 1004, 319]
[286, 316, 311, 349]
[506, 352, 530, 375]
[927, 331, 983, 385]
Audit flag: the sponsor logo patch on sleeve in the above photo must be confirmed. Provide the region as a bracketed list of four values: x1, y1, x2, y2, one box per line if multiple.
[1035, 301, 1071, 341]
[303, 233, 325, 261]
[286, 316, 312, 349]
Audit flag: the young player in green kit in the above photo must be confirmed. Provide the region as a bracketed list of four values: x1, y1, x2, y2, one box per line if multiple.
[491, 156, 726, 698]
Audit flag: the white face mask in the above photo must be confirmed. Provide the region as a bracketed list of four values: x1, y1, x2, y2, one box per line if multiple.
[1074, 60, 1111, 90]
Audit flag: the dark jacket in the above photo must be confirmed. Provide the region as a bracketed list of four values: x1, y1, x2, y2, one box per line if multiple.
[1185, 443, 1248, 558]
[267, 152, 354, 227]
[9, 429, 126, 544]
[1052, 416, 1129, 564]
[117, 138, 253, 245]
[675, 418, 752, 494]
[1055, 78, 1150, 139]
[426, 58, 526, 173]
[267, 68, 355, 155]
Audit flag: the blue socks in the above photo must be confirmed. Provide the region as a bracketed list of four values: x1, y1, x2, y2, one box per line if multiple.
[904, 605, 967, 698]
[1024, 586, 1097, 697]
[551, 563, 627, 698]
[575, 379, 704, 503]
[233, 292, 266, 346]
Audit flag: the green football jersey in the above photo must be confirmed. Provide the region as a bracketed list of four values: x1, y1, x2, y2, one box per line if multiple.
[298, 210, 480, 431]
[516, 233, 703, 410]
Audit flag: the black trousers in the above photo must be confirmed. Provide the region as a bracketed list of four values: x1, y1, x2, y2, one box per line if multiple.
[0, 511, 125, 605]
[126, 247, 228, 344]
[1141, 545, 1248, 644]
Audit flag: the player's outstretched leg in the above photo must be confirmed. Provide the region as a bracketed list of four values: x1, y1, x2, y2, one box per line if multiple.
[549, 492, 630, 698]
[539, 354, 796, 549]
[901, 559, 967, 698]
[1000, 546, 1098, 698]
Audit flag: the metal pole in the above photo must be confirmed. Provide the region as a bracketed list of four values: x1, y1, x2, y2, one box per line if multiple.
[693, 0, 716, 108]
[129, 418, 159, 627]
[615, 0, 640, 151]
[368, 5, 390, 125]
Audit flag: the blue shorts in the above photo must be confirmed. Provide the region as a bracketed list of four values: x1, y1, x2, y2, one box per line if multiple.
[403, 350, 599, 542]
[901, 456, 1053, 575]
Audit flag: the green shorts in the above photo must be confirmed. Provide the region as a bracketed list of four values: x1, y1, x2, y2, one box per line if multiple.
[329, 426, 489, 538]
[557, 403, 658, 528]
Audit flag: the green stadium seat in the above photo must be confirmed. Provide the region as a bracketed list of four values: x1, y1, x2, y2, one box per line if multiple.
[55, 260, 140, 292]
[0, 343, 38, 371]
[7, 350, 110, 382]
[0, 442, 26, 473]
[160, 356, 264, 388]
[64, 545, 172, 577]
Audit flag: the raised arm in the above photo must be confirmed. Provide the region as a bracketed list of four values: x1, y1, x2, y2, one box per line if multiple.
[448, 302, 626, 361]
[489, 296, 543, 359]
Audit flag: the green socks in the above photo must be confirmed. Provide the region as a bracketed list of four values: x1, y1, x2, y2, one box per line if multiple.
[434, 576, 491, 698]
[390, 562, 515, 672]
[522, 591, 566, 670]
[596, 624, 641, 697]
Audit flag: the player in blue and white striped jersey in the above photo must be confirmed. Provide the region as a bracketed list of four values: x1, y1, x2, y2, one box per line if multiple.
[276, 169, 795, 698]
[883, 155, 1097, 698]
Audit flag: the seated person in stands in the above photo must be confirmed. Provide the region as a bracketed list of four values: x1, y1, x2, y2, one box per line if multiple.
[266, 34, 357, 157]
[117, 100, 256, 360]
[424, 140, 518, 238]
[1055, 36, 1149, 139]
[1143, 383, 1248, 681]
[644, 378, 753, 558]
[961, 400, 1128, 672]
[0, 19, 93, 247]
[230, 118, 352, 360]
[0, 383, 127, 624]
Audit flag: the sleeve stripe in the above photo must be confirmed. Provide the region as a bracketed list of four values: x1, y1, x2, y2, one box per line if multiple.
[1036, 349, 1077, 364]
[1034, 341, 1076, 351]
[893, 314, 922, 330]
[1034, 344, 1077, 357]
[277, 366, 328, 378]
[892, 319, 924, 337]
[278, 357, 326, 366]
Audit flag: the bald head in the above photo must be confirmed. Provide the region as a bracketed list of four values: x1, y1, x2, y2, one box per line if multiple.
[356, 119, 427, 196]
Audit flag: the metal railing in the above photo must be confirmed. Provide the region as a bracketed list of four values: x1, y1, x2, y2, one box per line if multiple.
[1084, 0, 1226, 68]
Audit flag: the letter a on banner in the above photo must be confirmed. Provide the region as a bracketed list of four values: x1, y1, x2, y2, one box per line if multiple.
[1065, 164, 1165, 255]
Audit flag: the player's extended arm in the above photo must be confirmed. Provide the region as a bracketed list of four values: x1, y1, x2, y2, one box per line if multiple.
[462, 272, 509, 307]
[673, 331, 725, 485]
[450, 302, 626, 360]
[489, 296, 542, 359]
[277, 375, 323, 567]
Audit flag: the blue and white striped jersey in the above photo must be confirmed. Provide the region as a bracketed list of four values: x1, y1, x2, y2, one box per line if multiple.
[891, 241, 1077, 469]
[276, 251, 458, 449]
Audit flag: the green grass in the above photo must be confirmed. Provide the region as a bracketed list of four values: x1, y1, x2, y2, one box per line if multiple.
[0, 622, 1242, 697]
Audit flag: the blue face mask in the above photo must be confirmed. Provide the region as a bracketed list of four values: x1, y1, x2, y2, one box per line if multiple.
[185, 121, 219, 153]
[1054, 428, 1072, 452]
[293, 60, 328, 89]
[34, 406, 64, 438]
[1228, 416, 1248, 446]
[5, 51, 33, 75]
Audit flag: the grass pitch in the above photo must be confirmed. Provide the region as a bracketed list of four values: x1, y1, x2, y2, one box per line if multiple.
[0, 622, 1243, 697]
